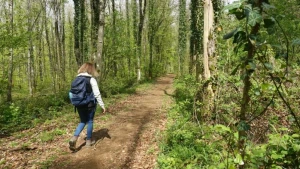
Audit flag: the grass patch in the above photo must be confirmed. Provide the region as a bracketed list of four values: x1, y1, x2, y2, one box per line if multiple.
[39, 132, 55, 142]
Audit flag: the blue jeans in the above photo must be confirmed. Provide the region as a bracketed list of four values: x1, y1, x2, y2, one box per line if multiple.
[73, 106, 96, 140]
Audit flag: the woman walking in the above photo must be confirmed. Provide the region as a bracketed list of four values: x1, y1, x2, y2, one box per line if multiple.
[69, 62, 106, 151]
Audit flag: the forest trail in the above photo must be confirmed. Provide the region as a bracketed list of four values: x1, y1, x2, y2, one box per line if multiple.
[50, 74, 175, 169]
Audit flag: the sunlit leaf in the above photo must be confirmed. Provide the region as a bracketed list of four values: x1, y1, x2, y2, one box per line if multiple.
[223, 0, 246, 11]
[261, 83, 271, 91]
[234, 153, 244, 165]
[248, 9, 262, 26]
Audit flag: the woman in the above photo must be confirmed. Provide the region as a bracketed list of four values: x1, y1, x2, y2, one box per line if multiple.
[69, 62, 106, 151]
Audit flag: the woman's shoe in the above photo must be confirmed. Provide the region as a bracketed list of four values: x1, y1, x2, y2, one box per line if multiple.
[69, 136, 78, 151]
[85, 139, 96, 147]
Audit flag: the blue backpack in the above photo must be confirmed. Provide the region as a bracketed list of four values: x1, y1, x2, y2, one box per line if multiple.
[69, 76, 96, 108]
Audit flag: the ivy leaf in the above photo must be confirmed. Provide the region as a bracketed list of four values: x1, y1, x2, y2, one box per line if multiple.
[246, 62, 256, 71]
[262, 2, 275, 10]
[223, 28, 237, 40]
[248, 9, 262, 26]
[223, 0, 246, 11]
[254, 88, 260, 96]
[237, 121, 250, 131]
[264, 17, 275, 28]
[233, 31, 247, 43]
[292, 39, 300, 46]
[264, 62, 273, 71]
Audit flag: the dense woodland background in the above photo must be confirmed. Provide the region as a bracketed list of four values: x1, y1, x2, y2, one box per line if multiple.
[0, 0, 300, 168]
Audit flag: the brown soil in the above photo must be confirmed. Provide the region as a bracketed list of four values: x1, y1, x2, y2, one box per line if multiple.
[0, 74, 174, 169]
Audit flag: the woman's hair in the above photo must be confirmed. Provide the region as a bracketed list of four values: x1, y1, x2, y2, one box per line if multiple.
[77, 62, 99, 77]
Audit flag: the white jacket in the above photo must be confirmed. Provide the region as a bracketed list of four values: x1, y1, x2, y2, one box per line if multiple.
[77, 73, 105, 109]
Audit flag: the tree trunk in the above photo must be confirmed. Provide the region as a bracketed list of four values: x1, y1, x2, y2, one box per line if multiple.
[27, 0, 34, 96]
[91, 0, 100, 60]
[126, 0, 132, 77]
[96, 0, 107, 78]
[178, 0, 187, 76]
[136, 0, 147, 82]
[44, 0, 56, 92]
[112, 0, 117, 76]
[54, 1, 63, 89]
[238, 1, 263, 168]
[80, 0, 86, 62]
[61, 1, 66, 82]
[7, 0, 14, 102]
[132, 0, 138, 77]
[202, 0, 214, 119]
[189, 0, 202, 76]
[73, 0, 82, 67]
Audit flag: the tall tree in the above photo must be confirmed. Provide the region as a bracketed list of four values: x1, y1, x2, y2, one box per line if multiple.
[95, 0, 107, 78]
[189, 0, 203, 77]
[136, 0, 147, 82]
[73, 0, 82, 66]
[27, 0, 35, 96]
[7, 0, 14, 102]
[125, 0, 132, 76]
[178, 0, 187, 76]
[111, 0, 117, 76]
[91, 0, 100, 60]
[201, 0, 215, 118]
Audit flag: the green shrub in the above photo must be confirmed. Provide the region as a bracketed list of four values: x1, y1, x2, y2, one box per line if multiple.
[0, 90, 70, 134]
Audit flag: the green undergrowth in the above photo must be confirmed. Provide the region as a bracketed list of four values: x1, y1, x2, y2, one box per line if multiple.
[0, 76, 154, 135]
[157, 75, 300, 169]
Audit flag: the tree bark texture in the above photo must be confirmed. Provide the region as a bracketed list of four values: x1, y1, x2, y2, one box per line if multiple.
[96, 0, 107, 78]
[201, 0, 214, 119]
[7, 0, 14, 102]
[238, 1, 263, 168]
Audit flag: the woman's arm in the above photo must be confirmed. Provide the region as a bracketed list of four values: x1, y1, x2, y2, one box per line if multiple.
[90, 77, 105, 109]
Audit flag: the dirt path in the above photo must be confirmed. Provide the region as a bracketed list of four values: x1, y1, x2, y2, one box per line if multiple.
[51, 74, 174, 169]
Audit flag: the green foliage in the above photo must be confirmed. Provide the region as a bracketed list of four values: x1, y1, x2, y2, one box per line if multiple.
[245, 131, 300, 168]
[159, 74, 300, 168]
[100, 76, 137, 97]
[173, 75, 197, 104]
[0, 90, 69, 134]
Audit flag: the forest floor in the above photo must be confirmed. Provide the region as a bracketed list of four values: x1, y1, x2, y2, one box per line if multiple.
[0, 74, 175, 169]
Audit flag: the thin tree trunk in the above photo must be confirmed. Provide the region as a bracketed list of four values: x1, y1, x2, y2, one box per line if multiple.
[61, 1, 66, 81]
[7, 0, 14, 102]
[91, 0, 100, 60]
[80, 0, 86, 62]
[238, 1, 263, 167]
[126, 0, 132, 77]
[136, 0, 147, 82]
[96, 0, 107, 78]
[73, 0, 82, 67]
[178, 0, 187, 76]
[44, 0, 56, 92]
[132, 0, 138, 77]
[189, 0, 202, 75]
[27, 0, 34, 96]
[112, 0, 117, 76]
[54, 1, 62, 89]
